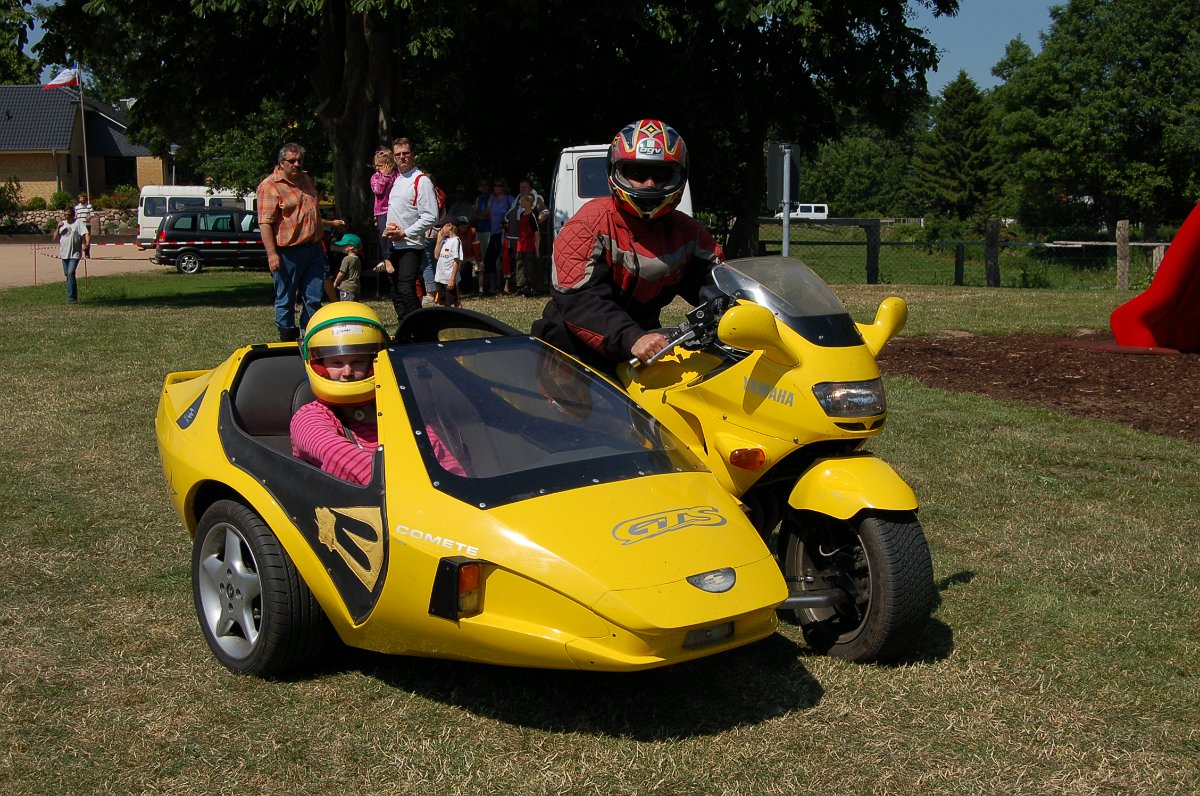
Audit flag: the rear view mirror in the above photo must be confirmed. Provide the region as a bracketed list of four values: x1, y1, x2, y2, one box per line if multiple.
[856, 297, 908, 356]
[717, 302, 799, 366]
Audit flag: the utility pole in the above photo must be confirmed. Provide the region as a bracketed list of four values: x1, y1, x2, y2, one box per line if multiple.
[780, 144, 793, 257]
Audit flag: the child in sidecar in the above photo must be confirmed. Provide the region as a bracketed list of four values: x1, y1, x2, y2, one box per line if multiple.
[291, 301, 464, 484]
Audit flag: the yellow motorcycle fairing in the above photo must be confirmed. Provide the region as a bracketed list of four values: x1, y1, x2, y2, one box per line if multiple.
[614, 258, 934, 664]
[622, 311, 888, 497]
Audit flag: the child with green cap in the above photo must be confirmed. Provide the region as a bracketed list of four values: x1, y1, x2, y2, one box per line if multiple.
[331, 232, 363, 301]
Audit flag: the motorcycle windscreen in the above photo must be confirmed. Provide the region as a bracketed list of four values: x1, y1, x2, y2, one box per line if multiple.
[717, 258, 863, 347]
[387, 337, 706, 508]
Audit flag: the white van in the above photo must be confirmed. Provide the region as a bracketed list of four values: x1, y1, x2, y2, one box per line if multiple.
[137, 185, 257, 246]
[775, 202, 829, 220]
[549, 144, 693, 241]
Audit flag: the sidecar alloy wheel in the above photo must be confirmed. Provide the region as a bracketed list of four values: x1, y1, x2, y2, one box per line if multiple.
[783, 511, 934, 663]
[192, 499, 329, 676]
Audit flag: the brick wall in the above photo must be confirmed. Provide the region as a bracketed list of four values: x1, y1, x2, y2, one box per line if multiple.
[0, 152, 80, 201]
[0, 153, 167, 203]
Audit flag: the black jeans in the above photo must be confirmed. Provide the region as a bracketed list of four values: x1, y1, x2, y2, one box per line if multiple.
[389, 247, 423, 322]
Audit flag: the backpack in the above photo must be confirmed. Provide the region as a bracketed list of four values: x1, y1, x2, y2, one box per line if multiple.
[413, 173, 446, 213]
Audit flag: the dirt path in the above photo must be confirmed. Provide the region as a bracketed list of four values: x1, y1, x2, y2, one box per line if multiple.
[0, 241, 160, 290]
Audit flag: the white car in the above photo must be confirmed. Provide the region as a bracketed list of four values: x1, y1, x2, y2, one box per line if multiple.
[775, 202, 829, 220]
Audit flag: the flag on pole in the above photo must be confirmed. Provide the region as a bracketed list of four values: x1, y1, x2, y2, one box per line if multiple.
[42, 66, 80, 91]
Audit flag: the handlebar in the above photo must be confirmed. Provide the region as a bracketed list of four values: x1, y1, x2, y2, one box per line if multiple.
[628, 325, 697, 368]
[626, 298, 726, 368]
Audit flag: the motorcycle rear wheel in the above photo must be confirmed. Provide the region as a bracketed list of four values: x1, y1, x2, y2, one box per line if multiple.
[783, 510, 934, 663]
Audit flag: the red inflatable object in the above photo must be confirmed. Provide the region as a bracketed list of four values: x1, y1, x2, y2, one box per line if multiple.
[1110, 203, 1200, 352]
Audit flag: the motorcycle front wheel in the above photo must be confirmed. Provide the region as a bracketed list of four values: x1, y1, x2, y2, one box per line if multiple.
[782, 510, 934, 663]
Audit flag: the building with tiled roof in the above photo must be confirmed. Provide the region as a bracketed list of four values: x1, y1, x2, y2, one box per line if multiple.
[0, 84, 166, 202]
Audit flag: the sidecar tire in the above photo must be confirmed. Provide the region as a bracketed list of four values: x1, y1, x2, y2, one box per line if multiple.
[783, 511, 934, 663]
[192, 499, 331, 676]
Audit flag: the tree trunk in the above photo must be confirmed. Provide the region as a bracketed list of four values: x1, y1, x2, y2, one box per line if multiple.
[725, 117, 768, 259]
[311, 4, 402, 264]
[1116, 219, 1130, 290]
[984, 218, 1001, 287]
[1141, 207, 1159, 241]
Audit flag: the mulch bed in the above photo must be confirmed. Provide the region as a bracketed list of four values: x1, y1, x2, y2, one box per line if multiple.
[876, 332, 1200, 444]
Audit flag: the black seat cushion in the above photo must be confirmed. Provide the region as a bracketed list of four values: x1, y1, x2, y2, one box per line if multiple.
[230, 352, 308, 451]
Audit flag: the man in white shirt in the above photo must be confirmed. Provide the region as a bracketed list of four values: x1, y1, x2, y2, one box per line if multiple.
[55, 205, 91, 302]
[74, 193, 93, 224]
[384, 137, 438, 321]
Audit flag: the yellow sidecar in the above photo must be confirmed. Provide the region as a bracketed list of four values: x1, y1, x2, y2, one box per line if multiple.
[155, 309, 786, 676]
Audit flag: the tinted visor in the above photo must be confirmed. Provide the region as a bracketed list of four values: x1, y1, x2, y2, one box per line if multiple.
[308, 342, 383, 361]
[614, 161, 684, 191]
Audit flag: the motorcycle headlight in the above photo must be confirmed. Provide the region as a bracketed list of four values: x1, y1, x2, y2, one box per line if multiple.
[812, 378, 886, 418]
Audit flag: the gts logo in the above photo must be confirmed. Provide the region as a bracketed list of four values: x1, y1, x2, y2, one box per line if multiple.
[612, 506, 727, 546]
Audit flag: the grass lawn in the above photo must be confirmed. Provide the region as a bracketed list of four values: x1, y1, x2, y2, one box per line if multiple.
[1, 269, 1197, 794]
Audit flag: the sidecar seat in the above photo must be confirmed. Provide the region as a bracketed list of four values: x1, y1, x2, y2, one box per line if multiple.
[230, 351, 312, 455]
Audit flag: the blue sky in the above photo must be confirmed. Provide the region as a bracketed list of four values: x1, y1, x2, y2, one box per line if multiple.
[910, 0, 1057, 94]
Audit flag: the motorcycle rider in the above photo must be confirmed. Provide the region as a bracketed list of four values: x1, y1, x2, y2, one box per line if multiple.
[532, 119, 723, 373]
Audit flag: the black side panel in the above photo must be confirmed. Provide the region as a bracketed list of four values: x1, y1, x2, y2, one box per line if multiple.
[218, 394, 388, 624]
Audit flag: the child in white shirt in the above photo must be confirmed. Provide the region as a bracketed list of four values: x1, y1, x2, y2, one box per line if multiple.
[433, 215, 462, 307]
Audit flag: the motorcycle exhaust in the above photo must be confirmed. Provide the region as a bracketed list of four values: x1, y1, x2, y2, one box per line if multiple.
[780, 590, 846, 610]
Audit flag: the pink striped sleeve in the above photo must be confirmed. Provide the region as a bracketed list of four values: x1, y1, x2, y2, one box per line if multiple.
[426, 424, 467, 476]
[290, 401, 377, 485]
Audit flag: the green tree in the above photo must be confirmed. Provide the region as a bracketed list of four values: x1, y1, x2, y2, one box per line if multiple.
[35, 0, 958, 255]
[798, 123, 923, 218]
[647, 1, 956, 254]
[992, 0, 1200, 234]
[0, 0, 36, 83]
[907, 71, 1002, 223]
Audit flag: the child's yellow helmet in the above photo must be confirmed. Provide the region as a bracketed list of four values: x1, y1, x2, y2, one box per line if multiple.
[300, 302, 389, 406]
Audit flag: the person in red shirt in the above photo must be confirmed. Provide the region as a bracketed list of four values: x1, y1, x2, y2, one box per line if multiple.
[532, 119, 723, 373]
[514, 192, 543, 296]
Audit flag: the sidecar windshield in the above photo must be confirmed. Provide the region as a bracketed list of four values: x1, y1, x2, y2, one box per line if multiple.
[388, 336, 705, 507]
[715, 258, 863, 347]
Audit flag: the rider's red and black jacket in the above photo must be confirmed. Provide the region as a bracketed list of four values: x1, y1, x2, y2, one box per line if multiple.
[532, 197, 723, 371]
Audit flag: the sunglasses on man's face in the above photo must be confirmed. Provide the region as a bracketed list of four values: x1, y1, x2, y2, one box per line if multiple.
[283, 157, 303, 164]
[621, 164, 675, 184]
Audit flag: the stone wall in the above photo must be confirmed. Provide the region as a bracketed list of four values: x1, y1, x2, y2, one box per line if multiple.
[15, 208, 137, 236]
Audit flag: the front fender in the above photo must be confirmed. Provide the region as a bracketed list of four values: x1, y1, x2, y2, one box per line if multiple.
[787, 455, 918, 519]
